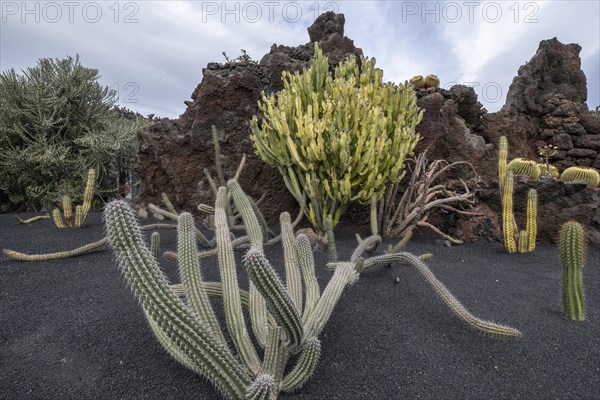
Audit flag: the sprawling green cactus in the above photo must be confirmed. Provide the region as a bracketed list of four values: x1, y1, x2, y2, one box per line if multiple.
[560, 166, 600, 186]
[507, 158, 541, 179]
[53, 168, 96, 228]
[559, 221, 586, 321]
[251, 42, 422, 231]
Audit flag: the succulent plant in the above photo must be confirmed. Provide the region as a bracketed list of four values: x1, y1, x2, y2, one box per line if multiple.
[559, 221, 586, 321]
[52, 169, 96, 228]
[537, 163, 559, 179]
[423, 74, 440, 88]
[560, 166, 600, 186]
[507, 158, 541, 179]
[409, 75, 426, 89]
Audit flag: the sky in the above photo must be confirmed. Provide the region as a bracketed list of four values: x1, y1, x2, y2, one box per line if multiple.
[1, 1, 599, 119]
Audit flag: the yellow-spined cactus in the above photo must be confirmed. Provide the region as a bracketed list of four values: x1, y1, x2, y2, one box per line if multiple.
[498, 136, 508, 195]
[53, 168, 96, 228]
[560, 166, 600, 186]
[538, 163, 559, 179]
[526, 189, 537, 252]
[424, 74, 440, 89]
[409, 75, 426, 89]
[502, 171, 517, 253]
[507, 158, 541, 179]
[251, 43, 422, 231]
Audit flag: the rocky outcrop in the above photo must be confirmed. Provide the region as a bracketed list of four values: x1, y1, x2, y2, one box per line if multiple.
[135, 12, 363, 223]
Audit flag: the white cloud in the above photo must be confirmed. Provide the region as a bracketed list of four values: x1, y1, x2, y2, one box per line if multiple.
[1, 0, 598, 117]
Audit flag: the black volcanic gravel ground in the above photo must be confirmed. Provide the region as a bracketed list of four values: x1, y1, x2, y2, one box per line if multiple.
[1, 212, 599, 400]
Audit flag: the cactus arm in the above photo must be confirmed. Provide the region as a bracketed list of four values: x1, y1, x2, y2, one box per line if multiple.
[259, 327, 287, 397]
[296, 234, 321, 324]
[526, 189, 537, 252]
[391, 230, 413, 254]
[281, 336, 321, 392]
[228, 179, 269, 347]
[149, 204, 211, 247]
[518, 230, 528, 253]
[361, 252, 522, 337]
[324, 216, 337, 263]
[502, 171, 517, 253]
[248, 194, 270, 241]
[15, 214, 49, 224]
[350, 235, 382, 263]
[62, 196, 73, 227]
[80, 168, 96, 226]
[177, 212, 227, 346]
[304, 262, 355, 339]
[245, 375, 276, 400]
[150, 232, 160, 261]
[280, 212, 303, 312]
[215, 187, 262, 373]
[162, 192, 179, 215]
[498, 136, 507, 195]
[243, 249, 304, 353]
[104, 200, 251, 399]
[74, 205, 84, 228]
[204, 168, 219, 196]
[3, 237, 109, 261]
[370, 191, 378, 236]
[559, 221, 586, 321]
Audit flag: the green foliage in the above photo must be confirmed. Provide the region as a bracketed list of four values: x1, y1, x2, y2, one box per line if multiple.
[0, 55, 143, 211]
[251, 42, 422, 231]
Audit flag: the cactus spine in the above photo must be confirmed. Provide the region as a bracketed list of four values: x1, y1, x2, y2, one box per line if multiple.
[559, 221, 586, 321]
[560, 166, 600, 186]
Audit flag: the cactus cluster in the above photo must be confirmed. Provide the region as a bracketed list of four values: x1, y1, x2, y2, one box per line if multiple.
[409, 74, 440, 89]
[558, 221, 587, 321]
[52, 169, 96, 228]
[560, 166, 600, 186]
[251, 42, 422, 231]
[498, 137, 538, 253]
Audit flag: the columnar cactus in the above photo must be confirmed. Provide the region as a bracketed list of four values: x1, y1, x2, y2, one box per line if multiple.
[560, 166, 600, 186]
[53, 168, 96, 228]
[498, 136, 508, 195]
[559, 221, 586, 321]
[502, 171, 517, 253]
[526, 189, 537, 251]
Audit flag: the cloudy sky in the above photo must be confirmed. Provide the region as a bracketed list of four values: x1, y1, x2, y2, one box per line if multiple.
[1, 1, 599, 118]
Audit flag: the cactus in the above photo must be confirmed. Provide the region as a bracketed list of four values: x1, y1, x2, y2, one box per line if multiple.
[526, 189, 537, 251]
[15, 214, 50, 224]
[518, 230, 528, 253]
[423, 74, 440, 89]
[53, 168, 96, 228]
[498, 136, 508, 195]
[559, 221, 586, 321]
[501, 171, 517, 253]
[560, 166, 600, 186]
[251, 42, 422, 231]
[409, 75, 426, 89]
[507, 158, 541, 179]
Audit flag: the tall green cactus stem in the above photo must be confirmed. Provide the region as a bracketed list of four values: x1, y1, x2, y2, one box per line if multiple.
[62, 196, 73, 227]
[296, 234, 320, 324]
[177, 212, 227, 346]
[281, 212, 303, 312]
[151, 232, 160, 262]
[104, 200, 251, 399]
[358, 252, 521, 337]
[526, 189, 537, 251]
[391, 230, 413, 254]
[559, 221, 586, 321]
[560, 166, 600, 186]
[249, 194, 271, 241]
[52, 208, 66, 228]
[80, 168, 96, 226]
[281, 336, 321, 392]
[260, 327, 286, 395]
[507, 158, 541, 179]
[215, 187, 261, 373]
[75, 205, 84, 228]
[243, 249, 304, 353]
[324, 216, 337, 263]
[502, 171, 517, 253]
[518, 230, 528, 253]
[212, 126, 226, 186]
[228, 179, 269, 347]
[304, 262, 356, 339]
[370, 191, 378, 236]
[498, 136, 508, 195]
